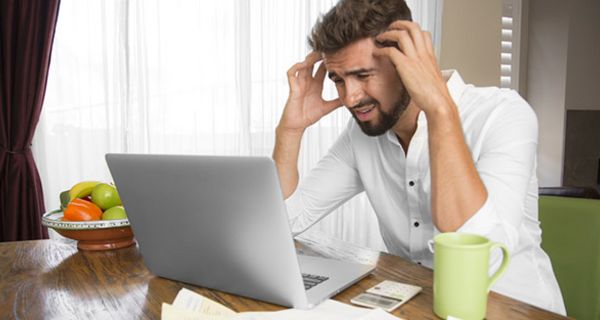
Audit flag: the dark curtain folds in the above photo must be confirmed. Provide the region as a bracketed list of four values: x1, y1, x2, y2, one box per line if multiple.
[0, 0, 61, 241]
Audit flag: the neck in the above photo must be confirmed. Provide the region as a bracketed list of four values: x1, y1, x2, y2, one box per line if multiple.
[392, 102, 420, 152]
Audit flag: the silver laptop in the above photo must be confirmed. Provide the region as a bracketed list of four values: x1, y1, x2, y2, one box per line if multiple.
[105, 154, 374, 309]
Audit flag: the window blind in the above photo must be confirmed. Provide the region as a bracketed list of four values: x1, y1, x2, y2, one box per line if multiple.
[501, 0, 523, 91]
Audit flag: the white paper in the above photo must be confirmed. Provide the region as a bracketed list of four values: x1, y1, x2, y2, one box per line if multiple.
[162, 303, 231, 320]
[171, 288, 236, 316]
[231, 300, 402, 320]
[358, 308, 405, 320]
[312, 299, 372, 317]
[163, 289, 404, 320]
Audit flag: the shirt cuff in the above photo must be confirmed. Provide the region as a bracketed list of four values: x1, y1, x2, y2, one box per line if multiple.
[456, 195, 519, 255]
[456, 196, 512, 271]
[456, 195, 499, 236]
[284, 188, 303, 220]
[284, 188, 308, 236]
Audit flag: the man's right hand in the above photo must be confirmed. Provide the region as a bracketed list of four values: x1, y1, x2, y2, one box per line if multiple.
[278, 51, 343, 133]
[273, 52, 342, 199]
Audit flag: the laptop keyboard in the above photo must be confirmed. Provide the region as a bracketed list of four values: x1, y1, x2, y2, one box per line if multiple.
[302, 273, 329, 290]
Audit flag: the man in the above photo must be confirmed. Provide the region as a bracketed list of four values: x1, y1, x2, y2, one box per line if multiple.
[272, 0, 565, 314]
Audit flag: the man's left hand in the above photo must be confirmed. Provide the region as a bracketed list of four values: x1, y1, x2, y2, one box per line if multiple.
[373, 21, 452, 115]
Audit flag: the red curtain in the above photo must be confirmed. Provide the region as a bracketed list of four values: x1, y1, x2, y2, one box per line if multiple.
[0, 0, 60, 241]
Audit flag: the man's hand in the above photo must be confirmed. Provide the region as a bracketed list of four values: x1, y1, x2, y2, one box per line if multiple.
[372, 21, 452, 115]
[273, 52, 342, 199]
[279, 51, 343, 133]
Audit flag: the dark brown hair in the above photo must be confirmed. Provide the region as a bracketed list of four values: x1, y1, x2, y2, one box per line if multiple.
[308, 0, 412, 54]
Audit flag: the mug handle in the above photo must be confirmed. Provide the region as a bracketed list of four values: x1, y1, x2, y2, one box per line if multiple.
[487, 242, 510, 292]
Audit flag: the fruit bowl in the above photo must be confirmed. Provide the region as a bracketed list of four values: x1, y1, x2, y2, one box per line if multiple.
[42, 209, 135, 251]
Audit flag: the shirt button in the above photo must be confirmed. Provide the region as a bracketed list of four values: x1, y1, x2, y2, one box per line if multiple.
[408, 181, 415, 187]
[413, 221, 420, 227]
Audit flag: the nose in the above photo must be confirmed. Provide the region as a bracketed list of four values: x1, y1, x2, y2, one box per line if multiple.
[342, 80, 365, 108]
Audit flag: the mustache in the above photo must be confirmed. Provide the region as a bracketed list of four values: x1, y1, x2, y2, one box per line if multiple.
[351, 98, 378, 110]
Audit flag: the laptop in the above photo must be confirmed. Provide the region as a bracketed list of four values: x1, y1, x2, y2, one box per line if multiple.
[105, 153, 374, 309]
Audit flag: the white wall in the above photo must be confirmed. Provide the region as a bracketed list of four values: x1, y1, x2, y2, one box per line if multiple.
[527, 0, 600, 186]
[438, 0, 598, 186]
[439, 0, 502, 86]
[526, 0, 571, 186]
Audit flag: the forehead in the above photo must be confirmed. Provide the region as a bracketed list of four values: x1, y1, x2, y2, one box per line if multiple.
[322, 38, 377, 73]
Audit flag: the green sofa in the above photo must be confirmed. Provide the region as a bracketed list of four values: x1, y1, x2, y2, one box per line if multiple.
[539, 195, 600, 319]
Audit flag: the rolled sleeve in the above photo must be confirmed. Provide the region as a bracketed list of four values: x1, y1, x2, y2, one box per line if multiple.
[285, 188, 308, 236]
[457, 92, 538, 262]
[457, 195, 519, 253]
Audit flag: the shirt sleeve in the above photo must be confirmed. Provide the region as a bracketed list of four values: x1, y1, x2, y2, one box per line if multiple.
[285, 123, 364, 236]
[457, 91, 538, 256]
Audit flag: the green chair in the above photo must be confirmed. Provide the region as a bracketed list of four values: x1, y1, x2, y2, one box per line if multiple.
[539, 195, 600, 319]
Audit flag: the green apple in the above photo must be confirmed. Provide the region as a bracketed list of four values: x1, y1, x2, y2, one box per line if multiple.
[91, 183, 122, 210]
[102, 205, 127, 220]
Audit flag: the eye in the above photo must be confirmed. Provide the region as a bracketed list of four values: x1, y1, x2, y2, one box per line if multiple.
[357, 74, 370, 80]
[332, 78, 344, 85]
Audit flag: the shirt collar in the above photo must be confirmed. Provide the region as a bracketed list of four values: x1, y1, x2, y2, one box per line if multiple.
[442, 69, 467, 105]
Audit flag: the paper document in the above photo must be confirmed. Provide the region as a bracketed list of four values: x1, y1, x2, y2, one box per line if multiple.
[162, 288, 404, 320]
[162, 303, 231, 320]
[162, 288, 236, 320]
[172, 288, 237, 316]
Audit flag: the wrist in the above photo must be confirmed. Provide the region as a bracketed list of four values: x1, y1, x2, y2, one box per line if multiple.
[273, 125, 304, 171]
[423, 96, 458, 123]
[276, 125, 305, 139]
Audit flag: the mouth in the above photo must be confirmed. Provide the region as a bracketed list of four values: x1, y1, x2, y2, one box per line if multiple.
[353, 103, 376, 121]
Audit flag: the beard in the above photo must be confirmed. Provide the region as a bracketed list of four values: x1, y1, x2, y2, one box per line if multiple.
[350, 88, 411, 137]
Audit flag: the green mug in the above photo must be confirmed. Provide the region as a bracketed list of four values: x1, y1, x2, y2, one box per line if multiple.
[428, 232, 510, 320]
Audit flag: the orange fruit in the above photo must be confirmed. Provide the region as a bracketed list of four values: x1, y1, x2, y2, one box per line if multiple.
[63, 198, 103, 221]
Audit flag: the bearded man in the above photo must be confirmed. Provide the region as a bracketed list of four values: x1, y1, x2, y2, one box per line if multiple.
[272, 0, 565, 314]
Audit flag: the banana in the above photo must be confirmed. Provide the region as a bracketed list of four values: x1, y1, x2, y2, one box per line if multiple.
[68, 181, 102, 201]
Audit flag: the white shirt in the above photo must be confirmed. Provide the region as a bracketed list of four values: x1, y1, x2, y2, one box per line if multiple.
[285, 70, 566, 315]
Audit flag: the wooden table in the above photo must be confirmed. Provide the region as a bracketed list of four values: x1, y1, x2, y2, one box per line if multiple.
[0, 232, 568, 319]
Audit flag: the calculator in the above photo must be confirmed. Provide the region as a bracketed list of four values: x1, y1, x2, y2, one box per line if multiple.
[350, 280, 422, 312]
[367, 280, 422, 301]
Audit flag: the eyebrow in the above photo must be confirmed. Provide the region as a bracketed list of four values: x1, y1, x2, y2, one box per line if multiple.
[328, 68, 376, 80]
